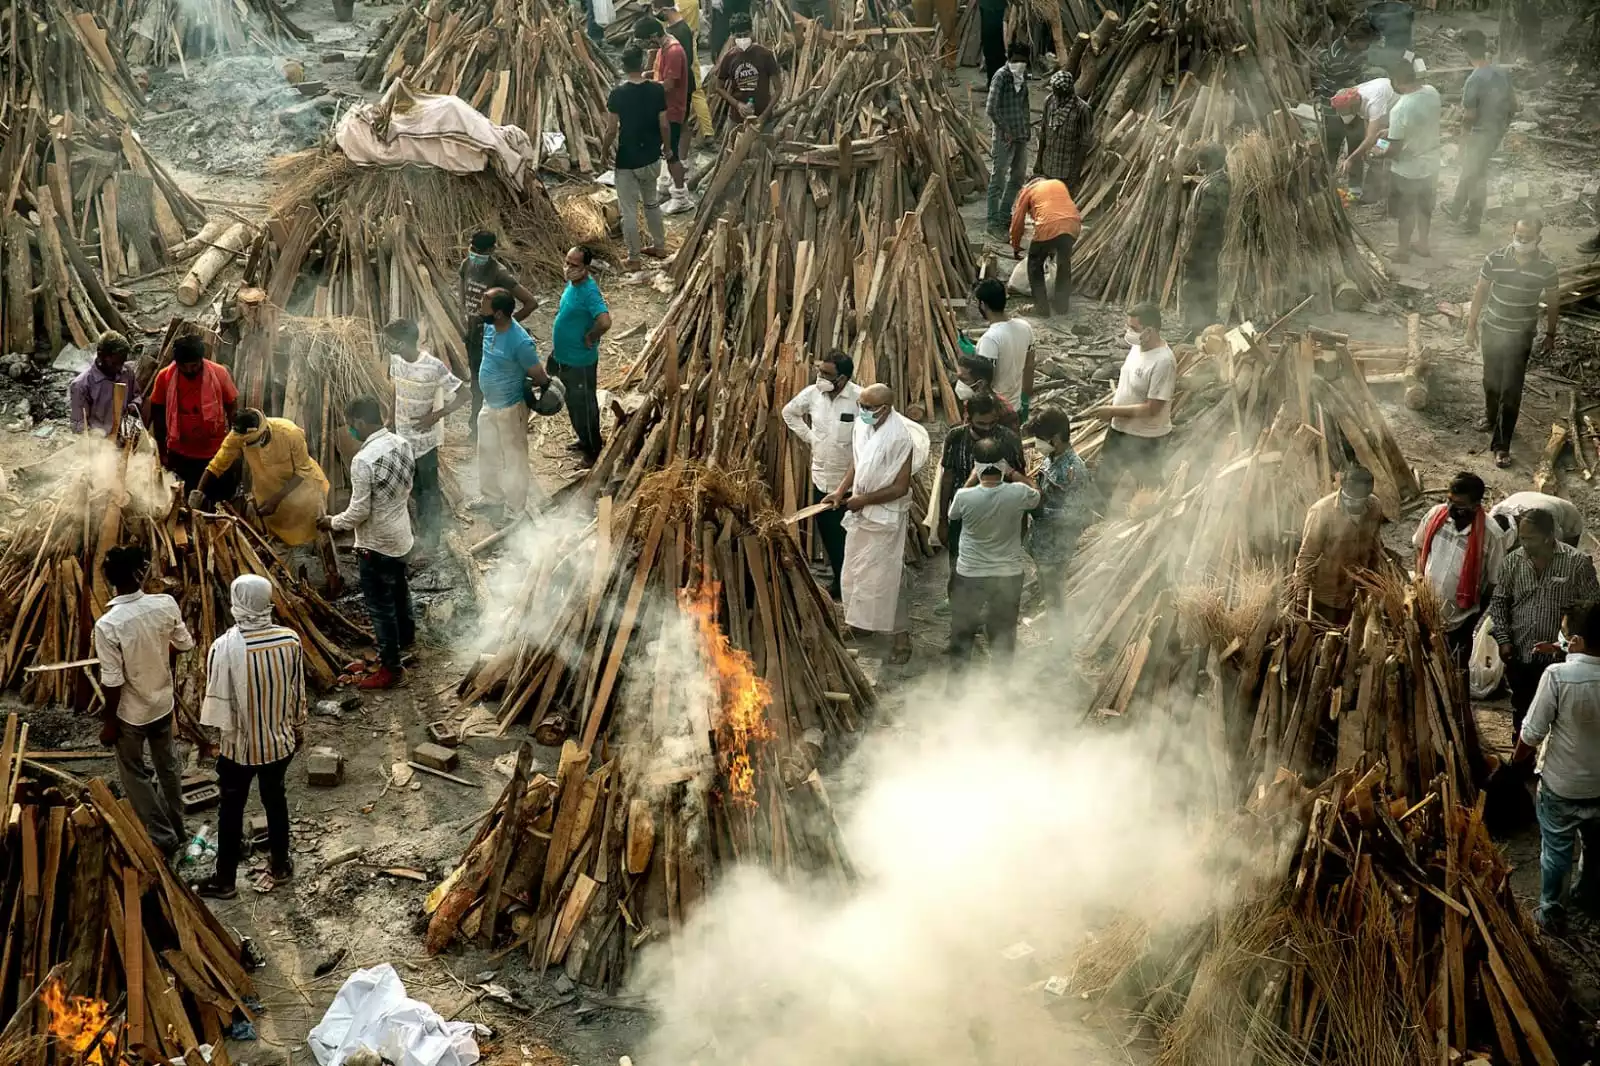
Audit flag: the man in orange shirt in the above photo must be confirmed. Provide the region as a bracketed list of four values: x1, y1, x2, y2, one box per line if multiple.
[1009, 177, 1082, 318]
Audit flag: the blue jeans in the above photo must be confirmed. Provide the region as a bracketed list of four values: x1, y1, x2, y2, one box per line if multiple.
[987, 133, 1027, 227]
[358, 549, 414, 669]
[1536, 784, 1600, 922]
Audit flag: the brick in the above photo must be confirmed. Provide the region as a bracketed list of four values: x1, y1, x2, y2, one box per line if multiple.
[426, 720, 460, 748]
[248, 814, 270, 844]
[182, 784, 220, 813]
[306, 749, 344, 787]
[411, 743, 459, 773]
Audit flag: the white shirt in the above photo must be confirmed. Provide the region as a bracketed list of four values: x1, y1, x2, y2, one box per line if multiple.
[1110, 342, 1177, 438]
[1356, 77, 1397, 124]
[390, 351, 463, 457]
[781, 381, 861, 492]
[93, 591, 195, 726]
[848, 410, 921, 524]
[330, 428, 416, 557]
[1491, 492, 1584, 545]
[1522, 652, 1600, 799]
[976, 318, 1033, 405]
[1410, 504, 1507, 633]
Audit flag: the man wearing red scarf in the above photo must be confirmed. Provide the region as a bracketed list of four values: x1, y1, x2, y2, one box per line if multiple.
[1413, 471, 1505, 665]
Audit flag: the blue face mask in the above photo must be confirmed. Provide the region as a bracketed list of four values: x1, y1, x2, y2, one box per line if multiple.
[349, 426, 362, 441]
[467, 252, 489, 266]
[859, 407, 879, 427]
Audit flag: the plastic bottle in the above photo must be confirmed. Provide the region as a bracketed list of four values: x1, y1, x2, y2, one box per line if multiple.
[184, 825, 216, 866]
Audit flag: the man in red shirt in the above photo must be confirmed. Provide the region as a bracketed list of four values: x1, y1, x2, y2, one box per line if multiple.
[147, 333, 240, 495]
[635, 15, 694, 215]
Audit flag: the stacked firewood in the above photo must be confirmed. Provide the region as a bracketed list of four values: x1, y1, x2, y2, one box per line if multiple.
[95, 0, 310, 65]
[358, 0, 614, 174]
[0, 715, 259, 1063]
[0, 5, 208, 356]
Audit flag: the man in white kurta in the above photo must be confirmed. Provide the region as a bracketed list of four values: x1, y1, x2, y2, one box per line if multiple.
[823, 384, 924, 662]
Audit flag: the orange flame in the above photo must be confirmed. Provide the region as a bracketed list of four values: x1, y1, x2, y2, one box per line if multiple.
[41, 979, 113, 1066]
[680, 582, 774, 804]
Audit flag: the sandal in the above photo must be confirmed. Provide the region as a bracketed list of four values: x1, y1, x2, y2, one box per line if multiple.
[194, 878, 238, 900]
[1495, 451, 1513, 468]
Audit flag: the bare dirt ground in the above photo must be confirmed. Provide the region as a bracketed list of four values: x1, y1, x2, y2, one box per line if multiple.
[4, 2, 1600, 1061]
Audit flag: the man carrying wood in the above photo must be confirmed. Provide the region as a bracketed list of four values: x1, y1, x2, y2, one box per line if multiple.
[946, 435, 1038, 666]
[1512, 599, 1600, 933]
[93, 544, 195, 861]
[985, 41, 1032, 239]
[1034, 70, 1093, 194]
[1490, 507, 1600, 738]
[1180, 143, 1229, 333]
[319, 396, 416, 690]
[781, 350, 861, 601]
[823, 383, 927, 664]
[473, 288, 552, 526]
[69, 330, 141, 437]
[459, 232, 538, 438]
[939, 392, 1023, 600]
[190, 410, 330, 548]
[1289, 465, 1384, 626]
[148, 332, 239, 495]
[1412, 471, 1505, 666]
[195, 574, 306, 899]
[1008, 177, 1081, 321]
[549, 247, 612, 466]
[386, 318, 467, 554]
[1466, 216, 1560, 469]
[1083, 303, 1175, 495]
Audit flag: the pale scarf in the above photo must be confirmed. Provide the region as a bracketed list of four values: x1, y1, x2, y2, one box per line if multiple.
[202, 575, 276, 746]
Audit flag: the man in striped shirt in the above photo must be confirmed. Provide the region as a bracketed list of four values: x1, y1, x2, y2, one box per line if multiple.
[1490, 508, 1600, 737]
[1466, 217, 1561, 468]
[195, 575, 306, 899]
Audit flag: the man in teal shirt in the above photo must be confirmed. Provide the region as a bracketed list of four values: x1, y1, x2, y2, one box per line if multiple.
[548, 247, 612, 464]
[476, 288, 550, 524]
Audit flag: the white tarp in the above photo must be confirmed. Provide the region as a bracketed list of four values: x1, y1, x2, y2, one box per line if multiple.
[335, 83, 536, 185]
[307, 964, 480, 1066]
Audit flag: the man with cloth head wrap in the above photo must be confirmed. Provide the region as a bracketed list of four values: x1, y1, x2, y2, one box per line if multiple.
[190, 409, 331, 547]
[195, 574, 307, 899]
[1034, 69, 1093, 192]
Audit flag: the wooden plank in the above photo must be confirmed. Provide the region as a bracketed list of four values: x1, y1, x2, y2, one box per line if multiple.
[125, 866, 146, 1048]
[1464, 890, 1558, 1066]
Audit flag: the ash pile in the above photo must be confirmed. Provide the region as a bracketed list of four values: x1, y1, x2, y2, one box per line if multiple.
[140, 56, 334, 175]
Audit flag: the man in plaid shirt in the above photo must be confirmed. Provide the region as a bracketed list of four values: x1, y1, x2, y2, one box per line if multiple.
[1034, 70, 1092, 192]
[320, 394, 417, 689]
[986, 41, 1032, 236]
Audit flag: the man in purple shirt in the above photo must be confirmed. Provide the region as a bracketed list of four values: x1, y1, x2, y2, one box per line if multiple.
[70, 331, 142, 436]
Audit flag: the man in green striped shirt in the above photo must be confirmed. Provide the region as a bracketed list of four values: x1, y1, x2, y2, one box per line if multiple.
[1466, 216, 1560, 468]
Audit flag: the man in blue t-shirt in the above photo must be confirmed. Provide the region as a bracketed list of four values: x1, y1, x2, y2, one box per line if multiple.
[475, 288, 550, 523]
[549, 247, 613, 465]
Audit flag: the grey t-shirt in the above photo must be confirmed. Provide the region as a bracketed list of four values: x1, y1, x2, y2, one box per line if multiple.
[948, 481, 1041, 578]
[1463, 64, 1514, 132]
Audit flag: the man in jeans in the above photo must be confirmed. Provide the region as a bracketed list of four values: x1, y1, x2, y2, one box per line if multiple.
[549, 247, 613, 464]
[1513, 600, 1600, 933]
[93, 544, 194, 858]
[607, 45, 670, 270]
[1443, 30, 1513, 235]
[946, 435, 1039, 666]
[985, 41, 1031, 238]
[320, 396, 416, 690]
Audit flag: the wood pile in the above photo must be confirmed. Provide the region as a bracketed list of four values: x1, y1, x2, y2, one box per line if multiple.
[252, 149, 576, 378]
[358, 0, 614, 176]
[0, 443, 369, 719]
[0, 714, 258, 1064]
[683, 22, 983, 291]
[95, 0, 310, 65]
[0, 4, 208, 356]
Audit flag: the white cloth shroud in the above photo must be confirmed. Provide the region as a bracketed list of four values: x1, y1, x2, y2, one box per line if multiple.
[335, 83, 536, 185]
[308, 964, 479, 1066]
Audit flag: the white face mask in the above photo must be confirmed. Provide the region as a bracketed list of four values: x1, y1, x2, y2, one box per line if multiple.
[979, 460, 1012, 481]
[1034, 439, 1055, 457]
[1511, 238, 1536, 254]
[734, 35, 752, 49]
[815, 375, 835, 394]
[955, 380, 977, 401]
[1007, 61, 1026, 79]
[1123, 328, 1143, 347]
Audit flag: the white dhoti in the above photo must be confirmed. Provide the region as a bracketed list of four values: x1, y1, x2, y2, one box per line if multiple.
[840, 511, 909, 633]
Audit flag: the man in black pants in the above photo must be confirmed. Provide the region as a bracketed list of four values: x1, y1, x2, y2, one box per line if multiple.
[781, 351, 860, 601]
[946, 435, 1038, 666]
[978, 0, 1007, 81]
[549, 246, 612, 464]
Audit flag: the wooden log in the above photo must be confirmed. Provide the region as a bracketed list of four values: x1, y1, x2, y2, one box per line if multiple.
[1532, 422, 1568, 495]
[1403, 312, 1428, 410]
[177, 222, 250, 306]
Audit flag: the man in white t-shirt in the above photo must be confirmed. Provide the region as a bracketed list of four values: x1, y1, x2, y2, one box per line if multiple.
[1084, 302, 1177, 493]
[385, 318, 466, 552]
[973, 278, 1035, 417]
[1377, 62, 1441, 262]
[1331, 76, 1397, 202]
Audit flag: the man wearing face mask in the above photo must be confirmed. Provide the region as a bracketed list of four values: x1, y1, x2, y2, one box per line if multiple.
[1290, 466, 1384, 626]
[549, 247, 612, 465]
[1084, 303, 1175, 495]
[1180, 143, 1230, 332]
[714, 15, 781, 122]
[458, 232, 537, 437]
[955, 354, 1019, 431]
[782, 351, 860, 601]
[823, 383, 926, 664]
[1466, 216, 1561, 469]
[1034, 70, 1093, 192]
[1490, 507, 1600, 738]
[319, 395, 416, 690]
[946, 435, 1039, 665]
[985, 42, 1032, 239]
[1413, 471, 1505, 666]
[189, 409, 330, 548]
[1025, 408, 1096, 609]
[939, 392, 1024, 600]
[474, 288, 552, 526]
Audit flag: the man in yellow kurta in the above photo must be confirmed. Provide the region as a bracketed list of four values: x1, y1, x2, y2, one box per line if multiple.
[188, 409, 330, 546]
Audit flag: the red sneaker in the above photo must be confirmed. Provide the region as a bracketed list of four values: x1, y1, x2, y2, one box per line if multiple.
[358, 666, 404, 690]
